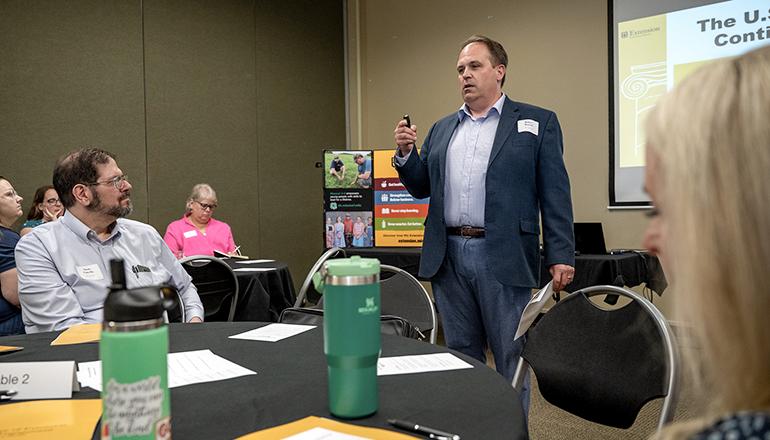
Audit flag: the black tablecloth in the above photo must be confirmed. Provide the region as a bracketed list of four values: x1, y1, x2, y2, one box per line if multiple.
[223, 259, 296, 322]
[346, 248, 667, 295]
[538, 252, 668, 294]
[0, 323, 528, 439]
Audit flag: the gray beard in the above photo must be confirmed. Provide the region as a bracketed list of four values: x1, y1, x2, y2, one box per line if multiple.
[90, 192, 133, 218]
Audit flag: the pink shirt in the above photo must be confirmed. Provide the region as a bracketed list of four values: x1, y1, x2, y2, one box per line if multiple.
[163, 215, 236, 258]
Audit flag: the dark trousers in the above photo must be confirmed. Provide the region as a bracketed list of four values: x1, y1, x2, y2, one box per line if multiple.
[432, 235, 531, 411]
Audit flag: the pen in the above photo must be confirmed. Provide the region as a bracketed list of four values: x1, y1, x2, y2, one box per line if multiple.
[388, 419, 460, 440]
[0, 389, 18, 401]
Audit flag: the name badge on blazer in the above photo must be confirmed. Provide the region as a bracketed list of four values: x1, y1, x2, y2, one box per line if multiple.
[183, 230, 198, 239]
[518, 119, 539, 136]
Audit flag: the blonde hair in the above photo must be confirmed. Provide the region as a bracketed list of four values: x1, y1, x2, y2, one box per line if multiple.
[646, 46, 770, 437]
[185, 183, 217, 214]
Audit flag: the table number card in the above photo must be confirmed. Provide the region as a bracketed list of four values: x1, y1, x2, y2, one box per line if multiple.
[0, 361, 80, 400]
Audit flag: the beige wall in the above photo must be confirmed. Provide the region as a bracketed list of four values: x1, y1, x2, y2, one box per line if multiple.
[347, 0, 673, 313]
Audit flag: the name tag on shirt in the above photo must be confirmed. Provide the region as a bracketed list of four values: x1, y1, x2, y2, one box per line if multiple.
[183, 230, 198, 239]
[517, 119, 539, 136]
[76, 264, 104, 281]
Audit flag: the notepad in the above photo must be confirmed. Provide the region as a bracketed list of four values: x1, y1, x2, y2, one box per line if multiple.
[0, 399, 102, 439]
[236, 416, 415, 439]
[50, 323, 101, 346]
[214, 250, 250, 259]
[0, 345, 23, 354]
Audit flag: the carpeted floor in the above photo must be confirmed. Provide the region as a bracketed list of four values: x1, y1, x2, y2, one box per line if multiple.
[527, 371, 700, 439]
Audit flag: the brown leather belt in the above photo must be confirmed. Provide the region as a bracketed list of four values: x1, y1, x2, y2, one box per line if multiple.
[446, 226, 486, 238]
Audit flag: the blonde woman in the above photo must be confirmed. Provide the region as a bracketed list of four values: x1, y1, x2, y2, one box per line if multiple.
[642, 46, 770, 439]
[164, 184, 236, 258]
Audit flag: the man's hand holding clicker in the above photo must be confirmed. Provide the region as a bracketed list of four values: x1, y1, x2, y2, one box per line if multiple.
[394, 119, 417, 157]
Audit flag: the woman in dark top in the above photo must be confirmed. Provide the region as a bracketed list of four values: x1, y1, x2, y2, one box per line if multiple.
[642, 47, 770, 439]
[19, 185, 63, 236]
[0, 176, 25, 335]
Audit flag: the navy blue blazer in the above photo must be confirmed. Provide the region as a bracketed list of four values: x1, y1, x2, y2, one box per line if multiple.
[397, 97, 575, 287]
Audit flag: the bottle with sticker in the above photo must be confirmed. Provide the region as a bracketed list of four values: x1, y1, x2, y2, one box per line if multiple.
[100, 259, 176, 440]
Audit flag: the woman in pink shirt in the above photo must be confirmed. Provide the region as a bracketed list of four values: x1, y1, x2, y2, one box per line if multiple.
[163, 184, 236, 258]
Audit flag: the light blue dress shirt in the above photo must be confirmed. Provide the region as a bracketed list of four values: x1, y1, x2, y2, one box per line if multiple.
[395, 94, 505, 227]
[15, 210, 204, 333]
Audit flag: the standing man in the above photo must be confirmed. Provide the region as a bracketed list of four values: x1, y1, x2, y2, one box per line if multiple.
[393, 35, 575, 407]
[16, 148, 204, 333]
[343, 213, 354, 248]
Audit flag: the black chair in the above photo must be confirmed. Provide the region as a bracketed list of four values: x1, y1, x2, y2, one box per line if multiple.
[512, 285, 679, 432]
[179, 256, 239, 322]
[310, 263, 437, 344]
[293, 247, 346, 307]
[379, 264, 437, 344]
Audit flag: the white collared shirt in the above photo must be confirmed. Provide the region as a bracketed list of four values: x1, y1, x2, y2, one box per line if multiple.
[443, 94, 505, 227]
[15, 210, 204, 333]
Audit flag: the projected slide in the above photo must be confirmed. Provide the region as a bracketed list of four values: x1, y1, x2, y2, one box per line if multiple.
[617, 0, 769, 168]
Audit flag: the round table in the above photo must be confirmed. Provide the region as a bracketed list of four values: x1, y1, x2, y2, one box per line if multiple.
[0, 322, 528, 439]
[223, 259, 296, 321]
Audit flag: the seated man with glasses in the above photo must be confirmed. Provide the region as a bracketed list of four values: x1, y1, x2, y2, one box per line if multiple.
[15, 148, 204, 333]
[163, 183, 237, 258]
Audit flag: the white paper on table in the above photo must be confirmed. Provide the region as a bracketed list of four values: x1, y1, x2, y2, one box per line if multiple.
[514, 281, 553, 341]
[228, 323, 316, 342]
[235, 259, 275, 264]
[377, 352, 473, 376]
[76, 349, 256, 392]
[76, 362, 101, 392]
[283, 427, 370, 440]
[232, 267, 275, 272]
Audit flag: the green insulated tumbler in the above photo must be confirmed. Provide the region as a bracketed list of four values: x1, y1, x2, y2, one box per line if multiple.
[100, 259, 176, 440]
[313, 255, 381, 418]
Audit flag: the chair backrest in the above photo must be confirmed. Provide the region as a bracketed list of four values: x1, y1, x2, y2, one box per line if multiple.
[179, 256, 239, 322]
[293, 247, 346, 307]
[378, 264, 437, 344]
[279, 307, 424, 340]
[512, 285, 679, 432]
[308, 263, 438, 344]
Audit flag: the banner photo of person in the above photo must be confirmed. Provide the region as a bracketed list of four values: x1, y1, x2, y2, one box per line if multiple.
[322, 149, 429, 248]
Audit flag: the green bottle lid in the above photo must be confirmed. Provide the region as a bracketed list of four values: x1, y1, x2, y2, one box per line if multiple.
[324, 256, 380, 277]
[314, 256, 380, 287]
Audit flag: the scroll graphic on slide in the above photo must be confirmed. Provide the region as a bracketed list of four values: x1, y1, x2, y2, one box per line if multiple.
[620, 61, 666, 164]
[618, 14, 666, 168]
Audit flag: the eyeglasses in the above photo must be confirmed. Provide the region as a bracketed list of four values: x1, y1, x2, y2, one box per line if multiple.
[45, 198, 61, 205]
[195, 201, 218, 211]
[85, 174, 129, 190]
